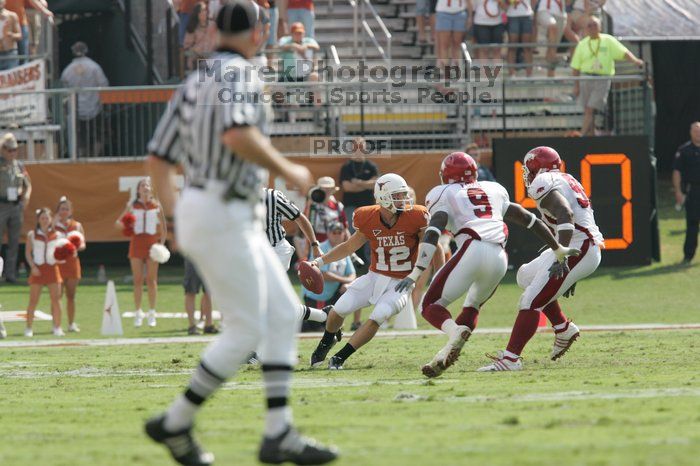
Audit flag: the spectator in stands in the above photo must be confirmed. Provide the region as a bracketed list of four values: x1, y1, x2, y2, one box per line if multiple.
[6, 0, 51, 63]
[570, 16, 643, 136]
[277, 0, 288, 38]
[183, 2, 215, 71]
[60, 42, 109, 158]
[0, 132, 31, 283]
[24, 207, 64, 337]
[277, 22, 319, 113]
[466, 142, 495, 181]
[672, 122, 700, 265]
[472, 0, 505, 60]
[0, 1, 21, 70]
[569, 0, 605, 38]
[535, 0, 568, 77]
[175, 0, 199, 45]
[286, 0, 314, 38]
[506, 0, 534, 76]
[265, 0, 279, 60]
[24, 0, 53, 55]
[415, 0, 435, 44]
[301, 221, 356, 332]
[252, 0, 272, 66]
[435, 0, 471, 71]
[183, 259, 217, 335]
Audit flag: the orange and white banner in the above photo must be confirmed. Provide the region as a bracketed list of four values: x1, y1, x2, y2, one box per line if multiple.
[23, 153, 445, 243]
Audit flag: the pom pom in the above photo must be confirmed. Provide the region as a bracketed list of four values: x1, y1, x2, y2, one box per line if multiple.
[67, 231, 85, 249]
[121, 212, 135, 227]
[149, 243, 171, 264]
[53, 238, 77, 261]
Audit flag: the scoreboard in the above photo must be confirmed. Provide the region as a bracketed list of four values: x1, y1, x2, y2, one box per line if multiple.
[493, 136, 654, 266]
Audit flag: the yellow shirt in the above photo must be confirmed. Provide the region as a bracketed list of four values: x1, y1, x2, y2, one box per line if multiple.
[570, 34, 629, 76]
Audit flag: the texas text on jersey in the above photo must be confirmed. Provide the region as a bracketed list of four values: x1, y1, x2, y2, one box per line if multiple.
[352, 204, 430, 279]
[425, 180, 511, 247]
[527, 171, 604, 245]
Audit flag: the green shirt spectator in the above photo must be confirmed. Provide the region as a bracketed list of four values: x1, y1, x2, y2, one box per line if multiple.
[278, 22, 319, 80]
[570, 33, 628, 76]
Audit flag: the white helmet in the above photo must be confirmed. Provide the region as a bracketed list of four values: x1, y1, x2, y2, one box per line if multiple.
[374, 173, 414, 213]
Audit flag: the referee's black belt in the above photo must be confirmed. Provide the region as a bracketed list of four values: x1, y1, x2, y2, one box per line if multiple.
[189, 182, 248, 201]
[0, 198, 20, 205]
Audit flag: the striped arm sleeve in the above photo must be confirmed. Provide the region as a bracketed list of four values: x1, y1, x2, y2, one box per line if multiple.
[275, 190, 301, 220]
[147, 87, 184, 164]
[221, 65, 261, 130]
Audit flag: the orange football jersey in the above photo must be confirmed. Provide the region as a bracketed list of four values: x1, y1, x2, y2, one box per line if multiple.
[353, 205, 430, 279]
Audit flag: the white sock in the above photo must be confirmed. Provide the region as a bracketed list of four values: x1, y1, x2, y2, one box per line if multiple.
[504, 350, 520, 360]
[264, 406, 292, 437]
[307, 307, 328, 323]
[148, 309, 156, 315]
[441, 319, 458, 335]
[164, 394, 199, 432]
[552, 321, 567, 331]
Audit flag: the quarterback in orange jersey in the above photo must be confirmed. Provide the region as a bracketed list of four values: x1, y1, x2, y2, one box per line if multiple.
[309, 173, 435, 369]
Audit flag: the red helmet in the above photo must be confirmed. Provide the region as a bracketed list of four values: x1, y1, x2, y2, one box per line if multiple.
[522, 146, 562, 186]
[440, 152, 478, 184]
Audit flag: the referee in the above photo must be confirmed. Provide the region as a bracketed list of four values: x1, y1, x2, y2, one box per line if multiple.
[145, 2, 337, 465]
[264, 186, 322, 269]
[673, 122, 700, 265]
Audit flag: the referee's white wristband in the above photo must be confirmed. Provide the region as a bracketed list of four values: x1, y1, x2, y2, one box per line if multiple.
[556, 223, 575, 232]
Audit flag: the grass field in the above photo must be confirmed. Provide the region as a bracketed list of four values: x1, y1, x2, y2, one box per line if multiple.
[1, 181, 699, 465]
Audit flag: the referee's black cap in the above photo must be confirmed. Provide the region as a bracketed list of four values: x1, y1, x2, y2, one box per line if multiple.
[216, 0, 259, 34]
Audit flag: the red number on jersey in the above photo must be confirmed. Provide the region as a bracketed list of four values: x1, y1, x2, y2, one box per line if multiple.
[562, 173, 591, 208]
[467, 188, 493, 218]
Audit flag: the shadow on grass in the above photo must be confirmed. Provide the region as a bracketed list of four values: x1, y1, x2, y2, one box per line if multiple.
[594, 262, 696, 281]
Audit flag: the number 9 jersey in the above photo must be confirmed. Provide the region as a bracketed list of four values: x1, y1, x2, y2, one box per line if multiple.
[353, 204, 430, 279]
[425, 181, 511, 248]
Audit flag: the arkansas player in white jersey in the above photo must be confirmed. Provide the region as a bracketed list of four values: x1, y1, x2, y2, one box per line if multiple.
[395, 152, 579, 378]
[478, 146, 604, 372]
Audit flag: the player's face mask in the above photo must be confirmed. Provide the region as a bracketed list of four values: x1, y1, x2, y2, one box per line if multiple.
[389, 190, 414, 212]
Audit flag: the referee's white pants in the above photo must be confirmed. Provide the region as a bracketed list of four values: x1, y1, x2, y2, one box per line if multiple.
[176, 187, 301, 375]
[273, 239, 295, 271]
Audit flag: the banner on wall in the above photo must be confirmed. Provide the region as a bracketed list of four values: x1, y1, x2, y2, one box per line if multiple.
[23, 153, 446, 243]
[0, 59, 47, 125]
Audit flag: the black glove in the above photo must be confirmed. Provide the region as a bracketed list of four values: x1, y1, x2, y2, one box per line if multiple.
[394, 277, 416, 293]
[548, 261, 570, 279]
[563, 283, 577, 298]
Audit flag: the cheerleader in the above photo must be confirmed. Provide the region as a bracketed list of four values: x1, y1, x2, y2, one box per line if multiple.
[24, 208, 64, 337]
[115, 177, 167, 328]
[54, 196, 86, 333]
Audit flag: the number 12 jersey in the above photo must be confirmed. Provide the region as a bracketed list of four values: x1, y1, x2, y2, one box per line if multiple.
[425, 181, 511, 247]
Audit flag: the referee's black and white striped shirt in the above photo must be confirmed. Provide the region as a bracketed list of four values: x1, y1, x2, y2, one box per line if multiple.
[147, 49, 270, 204]
[264, 188, 301, 246]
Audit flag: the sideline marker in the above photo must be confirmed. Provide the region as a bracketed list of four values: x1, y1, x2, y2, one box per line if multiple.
[101, 280, 123, 335]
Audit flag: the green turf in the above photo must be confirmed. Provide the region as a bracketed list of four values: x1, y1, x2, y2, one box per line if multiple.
[1, 332, 699, 466]
[0, 179, 699, 465]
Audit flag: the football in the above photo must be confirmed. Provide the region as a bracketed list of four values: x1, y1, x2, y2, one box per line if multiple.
[298, 260, 324, 294]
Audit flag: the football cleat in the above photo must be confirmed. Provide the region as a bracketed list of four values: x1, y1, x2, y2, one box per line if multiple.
[310, 340, 335, 367]
[258, 426, 338, 465]
[145, 415, 214, 466]
[321, 307, 342, 342]
[134, 309, 145, 328]
[68, 322, 80, 333]
[24, 327, 33, 338]
[187, 326, 200, 336]
[328, 356, 344, 370]
[421, 346, 450, 378]
[444, 325, 472, 366]
[52, 327, 65, 337]
[203, 325, 219, 335]
[476, 351, 523, 372]
[551, 321, 580, 360]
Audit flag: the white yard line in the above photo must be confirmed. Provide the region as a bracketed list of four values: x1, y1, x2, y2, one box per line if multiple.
[0, 323, 698, 349]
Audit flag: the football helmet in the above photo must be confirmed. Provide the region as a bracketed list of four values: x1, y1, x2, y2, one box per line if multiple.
[440, 152, 478, 184]
[374, 173, 413, 212]
[522, 146, 562, 187]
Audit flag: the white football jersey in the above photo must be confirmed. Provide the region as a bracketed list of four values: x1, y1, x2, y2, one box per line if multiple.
[425, 181, 510, 247]
[527, 171, 604, 245]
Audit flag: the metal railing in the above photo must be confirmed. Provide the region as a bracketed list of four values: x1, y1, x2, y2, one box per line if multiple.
[2, 72, 652, 161]
[348, 0, 391, 62]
